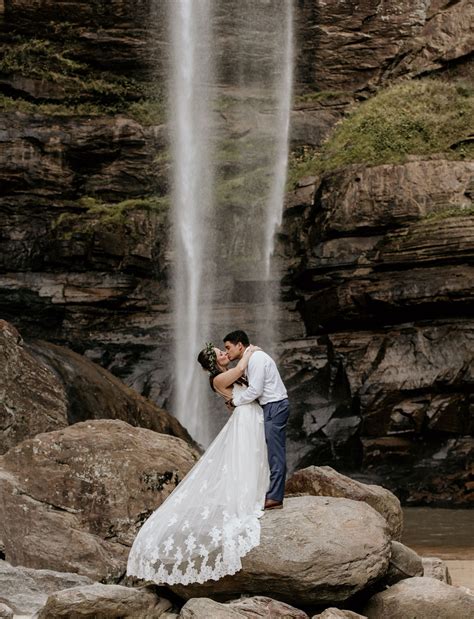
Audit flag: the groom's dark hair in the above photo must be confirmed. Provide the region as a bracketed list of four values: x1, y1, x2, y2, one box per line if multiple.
[223, 330, 250, 347]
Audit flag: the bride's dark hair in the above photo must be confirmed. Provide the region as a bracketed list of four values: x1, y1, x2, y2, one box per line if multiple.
[197, 343, 220, 391]
[197, 342, 248, 393]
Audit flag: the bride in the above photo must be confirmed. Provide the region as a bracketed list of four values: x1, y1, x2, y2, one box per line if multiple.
[126, 343, 269, 585]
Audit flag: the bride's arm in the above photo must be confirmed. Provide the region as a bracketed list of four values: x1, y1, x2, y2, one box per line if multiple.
[212, 346, 258, 391]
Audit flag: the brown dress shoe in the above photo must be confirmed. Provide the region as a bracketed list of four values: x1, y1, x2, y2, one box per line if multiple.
[264, 498, 283, 510]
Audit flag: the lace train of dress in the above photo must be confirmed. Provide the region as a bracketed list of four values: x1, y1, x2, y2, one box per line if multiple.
[126, 384, 270, 585]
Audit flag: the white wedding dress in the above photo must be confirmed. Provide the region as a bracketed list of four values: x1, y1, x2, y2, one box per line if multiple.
[126, 384, 270, 585]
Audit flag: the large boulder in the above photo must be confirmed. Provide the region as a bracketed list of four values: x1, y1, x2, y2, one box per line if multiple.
[0, 559, 93, 616]
[0, 320, 68, 455]
[0, 320, 195, 455]
[38, 583, 174, 619]
[364, 576, 474, 618]
[172, 496, 391, 606]
[28, 338, 196, 445]
[0, 420, 199, 580]
[285, 466, 402, 539]
[180, 596, 308, 619]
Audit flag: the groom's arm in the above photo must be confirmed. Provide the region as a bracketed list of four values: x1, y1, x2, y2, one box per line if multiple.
[231, 354, 265, 407]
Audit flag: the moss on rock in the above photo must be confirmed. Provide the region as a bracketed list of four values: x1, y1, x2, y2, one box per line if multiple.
[287, 79, 474, 188]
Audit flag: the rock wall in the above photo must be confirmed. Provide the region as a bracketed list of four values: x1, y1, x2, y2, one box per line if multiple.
[279, 157, 473, 504]
[0, 0, 472, 504]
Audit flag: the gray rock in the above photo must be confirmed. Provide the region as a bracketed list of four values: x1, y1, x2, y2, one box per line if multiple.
[285, 466, 403, 540]
[312, 609, 366, 618]
[0, 603, 13, 619]
[0, 559, 93, 615]
[180, 596, 308, 618]
[180, 598, 242, 619]
[226, 596, 308, 618]
[422, 557, 452, 584]
[383, 541, 423, 585]
[364, 576, 474, 619]
[172, 496, 391, 606]
[37, 583, 173, 619]
[0, 320, 68, 456]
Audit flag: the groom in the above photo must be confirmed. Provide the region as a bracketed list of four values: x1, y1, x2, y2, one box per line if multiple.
[223, 330, 290, 510]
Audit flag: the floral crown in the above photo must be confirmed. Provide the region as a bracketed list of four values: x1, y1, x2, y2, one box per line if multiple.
[203, 342, 218, 374]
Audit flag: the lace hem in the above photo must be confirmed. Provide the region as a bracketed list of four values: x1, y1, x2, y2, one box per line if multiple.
[127, 512, 262, 586]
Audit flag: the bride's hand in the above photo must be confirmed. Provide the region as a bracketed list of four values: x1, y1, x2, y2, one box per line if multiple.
[247, 345, 261, 353]
[239, 344, 260, 369]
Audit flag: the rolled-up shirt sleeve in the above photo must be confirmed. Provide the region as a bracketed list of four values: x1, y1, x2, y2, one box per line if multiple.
[232, 354, 265, 406]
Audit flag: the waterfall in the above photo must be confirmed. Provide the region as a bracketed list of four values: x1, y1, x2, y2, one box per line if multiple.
[170, 0, 215, 445]
[170, 0, 293, 446]
[264, 0, 294, 280]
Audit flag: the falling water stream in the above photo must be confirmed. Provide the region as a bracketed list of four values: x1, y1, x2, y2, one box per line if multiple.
[170, 0, 293, 446]
[170, 0, 215, 444]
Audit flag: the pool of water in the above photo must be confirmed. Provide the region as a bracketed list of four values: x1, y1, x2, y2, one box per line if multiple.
[402, 507, 474, 559]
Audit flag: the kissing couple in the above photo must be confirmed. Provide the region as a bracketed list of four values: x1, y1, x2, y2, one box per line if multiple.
[127, 329, 290, 586]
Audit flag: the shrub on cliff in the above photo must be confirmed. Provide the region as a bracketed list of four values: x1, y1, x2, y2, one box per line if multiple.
[319, 79, 473, 169]
[288, 79, 473, 187]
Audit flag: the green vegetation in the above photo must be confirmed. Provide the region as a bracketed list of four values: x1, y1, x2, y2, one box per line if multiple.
[0, 36, 165, 123]
[0, 93, 113, 117]
[79, 195, 169, 218]
[287, 79, 474, 188]
[286, 145, 320, 188]
[0, 37, 143, 101]
[294, 90, 347, 104]
[421, 205, 474, 222]
[126, 99, 166, 125]
[0, 93, 165, 124]
[53, 195, 170, 233]
[215, 167, 271, 207]
[0, 38, 86, 79]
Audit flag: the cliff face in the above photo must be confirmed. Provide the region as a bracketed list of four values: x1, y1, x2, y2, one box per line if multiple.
[0, 0, 472, 504]
[280, 157, 473, 504]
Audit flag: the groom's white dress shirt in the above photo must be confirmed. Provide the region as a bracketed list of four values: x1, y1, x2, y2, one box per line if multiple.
[232, 350, 287, 407]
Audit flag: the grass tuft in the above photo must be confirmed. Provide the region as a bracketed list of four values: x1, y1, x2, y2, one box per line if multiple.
[287, 79, 474, 188]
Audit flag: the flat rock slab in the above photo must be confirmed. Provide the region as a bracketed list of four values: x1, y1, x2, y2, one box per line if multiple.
[364, 576, 474, 618]
[173, 496, 391, 606]
[312, 609, 366, 618]
[180, 596, 308, 618]
[0, 559, 93, 615]
[37, 583, 173, 619]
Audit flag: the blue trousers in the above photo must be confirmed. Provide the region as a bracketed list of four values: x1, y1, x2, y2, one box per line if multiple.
[262, 398, 290, 502]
